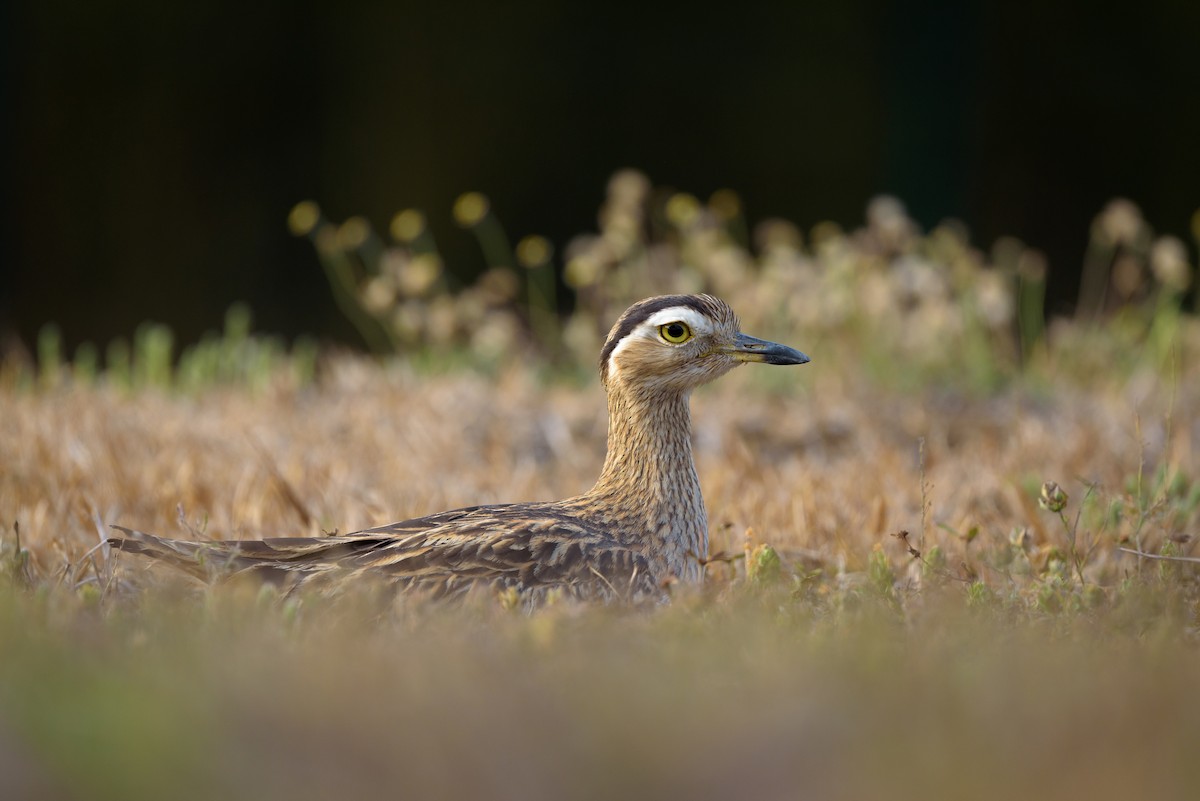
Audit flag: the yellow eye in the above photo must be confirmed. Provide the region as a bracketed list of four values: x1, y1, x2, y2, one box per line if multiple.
[659, 322, 692, 344]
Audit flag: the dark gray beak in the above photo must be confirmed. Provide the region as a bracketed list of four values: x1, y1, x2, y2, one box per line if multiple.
[721, 333, 810, 365]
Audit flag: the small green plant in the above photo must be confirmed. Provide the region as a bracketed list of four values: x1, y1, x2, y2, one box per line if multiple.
[965, 580, 991, 608]
[867, 547, 896, 602]
[745, 542, 782, 586]
[1, 523, 33, 588]
[15, 304, 318, 394]
[1038, 480, 1090, 586]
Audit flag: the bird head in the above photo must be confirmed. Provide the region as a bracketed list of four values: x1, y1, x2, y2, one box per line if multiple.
[598, 294, 809, 393]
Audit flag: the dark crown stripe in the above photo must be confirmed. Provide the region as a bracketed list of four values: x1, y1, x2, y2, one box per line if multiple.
[599, 294, 734, 381]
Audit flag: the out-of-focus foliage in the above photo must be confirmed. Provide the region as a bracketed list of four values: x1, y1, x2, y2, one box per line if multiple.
[291, 171, 1199, 391]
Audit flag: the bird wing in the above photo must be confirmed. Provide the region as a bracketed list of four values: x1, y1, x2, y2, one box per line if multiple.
[108, 505, 661, 604]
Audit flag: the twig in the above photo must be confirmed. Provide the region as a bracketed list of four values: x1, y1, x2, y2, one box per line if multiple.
[698, 550, 744, 565]
[918, 438, 929, 553]
[1118, 547, 1200, 564]
[892, 529, 973, 583]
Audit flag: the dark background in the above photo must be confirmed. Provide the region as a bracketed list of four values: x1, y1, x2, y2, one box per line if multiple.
[4, 0, 1198, 353]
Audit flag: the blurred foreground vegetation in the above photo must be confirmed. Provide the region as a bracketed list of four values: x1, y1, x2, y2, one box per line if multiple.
[2, 175, 1199, 800]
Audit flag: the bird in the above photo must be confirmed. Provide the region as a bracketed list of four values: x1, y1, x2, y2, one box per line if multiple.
[109, 294, 809, 605]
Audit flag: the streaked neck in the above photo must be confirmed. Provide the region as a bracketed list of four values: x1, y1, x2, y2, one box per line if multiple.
[581, 382, 708, 581]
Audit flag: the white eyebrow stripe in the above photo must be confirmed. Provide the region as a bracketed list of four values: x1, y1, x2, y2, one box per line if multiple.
[605, 305, 715, 382]
[643, 307, 714, 334]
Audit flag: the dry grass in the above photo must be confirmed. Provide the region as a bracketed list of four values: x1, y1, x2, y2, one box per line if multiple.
[5, 340, 1197, 588]
[4, 338, 1200, 800]
[3, 181, 1200, 800]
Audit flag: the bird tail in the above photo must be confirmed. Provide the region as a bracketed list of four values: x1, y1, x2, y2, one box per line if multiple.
[107, 526, 382, 586]
[108, 526, 263, 582]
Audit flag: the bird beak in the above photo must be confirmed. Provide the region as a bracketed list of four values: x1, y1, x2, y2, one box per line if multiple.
[722, 333, 810, 365]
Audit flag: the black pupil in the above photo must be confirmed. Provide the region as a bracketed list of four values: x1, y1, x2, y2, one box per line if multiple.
[666, 324, 685, 339]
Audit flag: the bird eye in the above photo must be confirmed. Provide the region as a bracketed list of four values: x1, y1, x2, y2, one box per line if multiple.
[659, 322, 692, 344]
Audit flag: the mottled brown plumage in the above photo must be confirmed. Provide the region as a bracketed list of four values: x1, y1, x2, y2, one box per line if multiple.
[109, 294, 809, 604]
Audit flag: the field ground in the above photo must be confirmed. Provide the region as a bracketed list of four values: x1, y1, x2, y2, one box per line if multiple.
[4, 188, 1200, 799]
[3, 334, 1199, 800]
